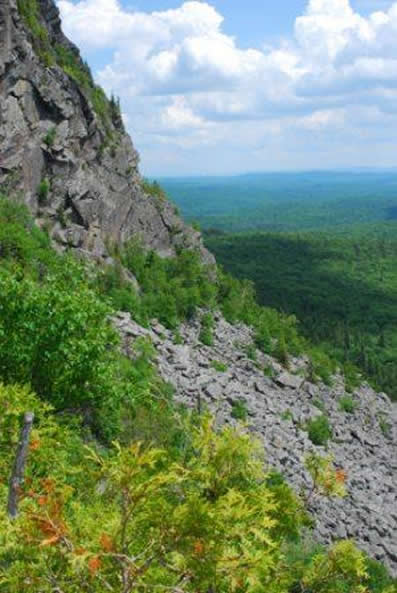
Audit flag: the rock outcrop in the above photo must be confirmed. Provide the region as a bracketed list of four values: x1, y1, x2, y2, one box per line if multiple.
[113, 310, 397, 577]
[0, 0, 213, 262]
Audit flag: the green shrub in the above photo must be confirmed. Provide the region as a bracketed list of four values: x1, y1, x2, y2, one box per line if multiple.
[211, 360, 227, 372]
[0, 196, 54, 274]
[263, 364, 274, 377]
[173, 331, 183, 345]
[312, 398, 326, 412]
[141, 179, 166, 201]
[344, 361, 361, 393]
[43, 127, 56, 147]
[199, 312, 214, 346]
[0, 267, 123, 438]
[37, 178, 50, 204]
[306, 414, 333, 446]
[378, 414, 391, 438]
[307, 347, 336, 385]
[365, 557, 397, 592]
[231, 399, 248, 421]
[265, 471, 312, 540]
[116, 240, 217, 329]
[281, 409, 294, 422]
[339, 395, 357, 414]
[244, 343, 257, 361]
[17, 0, 52, 64]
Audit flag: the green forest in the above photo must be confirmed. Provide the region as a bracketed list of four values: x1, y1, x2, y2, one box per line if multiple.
[206, 228, 397, 400]
[160, 171, 397, 233]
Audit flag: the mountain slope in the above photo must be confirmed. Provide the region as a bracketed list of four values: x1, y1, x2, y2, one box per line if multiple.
[0, 0, 397, 586]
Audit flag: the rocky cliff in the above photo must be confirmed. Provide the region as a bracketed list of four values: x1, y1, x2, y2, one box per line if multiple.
[0, 0, 213, 262]
[114, 311, 397, 577]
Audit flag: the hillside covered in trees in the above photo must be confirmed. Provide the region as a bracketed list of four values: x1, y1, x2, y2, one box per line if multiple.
[206, 227, 397, 401]
[160, 172, 397, 233]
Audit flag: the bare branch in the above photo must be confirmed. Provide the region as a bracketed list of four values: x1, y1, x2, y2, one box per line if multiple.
[7, 411, 34, 519]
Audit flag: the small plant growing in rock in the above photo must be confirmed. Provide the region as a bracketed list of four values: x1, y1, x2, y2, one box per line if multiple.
[211, 360, 227, 372]
[281, 409, 294, 422]
[338, 395, 357, 414]
[263, 364, 274, 378]
[312, 398, 326, 412]
[244, 343, 257, 361]
[306, 414, 333, 446]
[43, 126, 56, 148]
[305, 453, 347, 500]
[378, 414, 391, 438]
[199, 313, 214, 347]
[37, 178, 50, 204]
[274, 333, 289, 367]
[231, 399, 248, 421]
[173, 331, 183, 345]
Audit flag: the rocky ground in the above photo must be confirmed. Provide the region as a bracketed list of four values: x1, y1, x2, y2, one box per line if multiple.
[113, 310, 397, 576]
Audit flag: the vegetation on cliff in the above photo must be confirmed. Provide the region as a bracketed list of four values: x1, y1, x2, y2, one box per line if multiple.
[17, 0, 123, 133]
[0, 195, 395, 591]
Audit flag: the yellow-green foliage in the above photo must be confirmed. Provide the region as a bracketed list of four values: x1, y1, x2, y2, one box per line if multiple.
[0, 393, 394, 593]
[305, 453, 347, 499]
[17, 0, 54, 65]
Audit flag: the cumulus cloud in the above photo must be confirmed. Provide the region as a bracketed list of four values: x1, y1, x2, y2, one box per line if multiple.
[57, 0, 397, 173]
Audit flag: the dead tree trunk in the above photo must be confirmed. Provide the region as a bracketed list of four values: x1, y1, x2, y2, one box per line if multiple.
[7, 411, 34, 519]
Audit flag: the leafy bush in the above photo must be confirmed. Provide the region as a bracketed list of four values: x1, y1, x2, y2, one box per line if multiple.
[231, 399, 248, 421]
[307, 346, 336, 385]
[306, 414, 333, 446]
[141, 179, 167, 202]
[115, 240, 217, 329]
[305, 453, 347, 499]
[339, 395, 357, 414]
[0, 268, 124, 436]
[199, 312, 214, 346]
[17, 0, 53, 64]
[0, 407, 393, 593]
[211, 360, 227, 372]
[379, 414, 392, 438]
[43, 127, 56, 147]
[0, 196, 54, 273]
[281, 409, 294, 422]
[37, 178, 50, 204]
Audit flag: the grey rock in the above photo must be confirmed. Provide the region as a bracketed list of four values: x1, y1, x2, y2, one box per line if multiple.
[114, 310, 397, 577]
[276, 371, 304, 390]
[0, 0, 214, 267]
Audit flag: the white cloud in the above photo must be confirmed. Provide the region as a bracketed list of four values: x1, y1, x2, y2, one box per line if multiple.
[58, 0, 397, 174]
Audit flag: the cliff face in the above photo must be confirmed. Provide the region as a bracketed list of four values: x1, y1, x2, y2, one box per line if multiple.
[0, 0, 213, 262]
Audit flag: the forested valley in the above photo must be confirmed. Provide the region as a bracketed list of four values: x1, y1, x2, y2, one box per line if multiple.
[205, 227, 397, 401]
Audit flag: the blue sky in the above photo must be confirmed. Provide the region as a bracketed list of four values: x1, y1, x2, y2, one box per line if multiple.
[58, 0, 397, 175]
